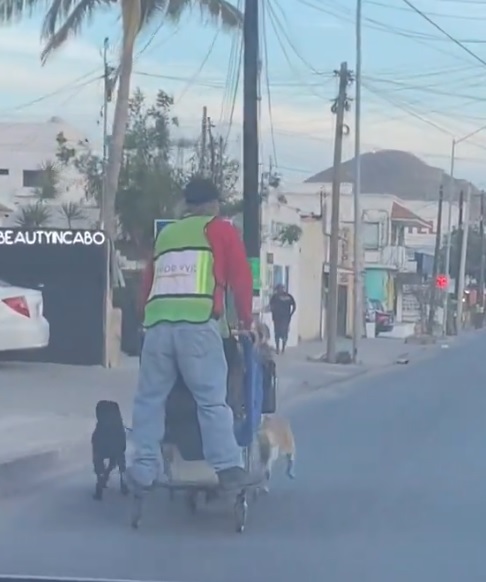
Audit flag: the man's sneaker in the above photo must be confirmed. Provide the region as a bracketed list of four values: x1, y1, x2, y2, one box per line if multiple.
[217, 466, 263, 491]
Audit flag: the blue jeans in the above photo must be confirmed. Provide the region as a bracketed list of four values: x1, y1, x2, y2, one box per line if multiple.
[129, 319, 243, 488]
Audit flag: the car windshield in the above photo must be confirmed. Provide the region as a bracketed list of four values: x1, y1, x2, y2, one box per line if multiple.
[0, 3, 480, 581]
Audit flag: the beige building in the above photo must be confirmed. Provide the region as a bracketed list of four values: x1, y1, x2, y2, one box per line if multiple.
[298, 213, 354, 342]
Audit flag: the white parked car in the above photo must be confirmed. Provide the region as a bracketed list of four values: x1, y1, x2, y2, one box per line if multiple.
[0, 279, 50, 352]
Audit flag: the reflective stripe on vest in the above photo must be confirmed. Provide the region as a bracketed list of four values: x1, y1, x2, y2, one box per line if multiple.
[150, 249, 213, 298]
[143, 215, 216, 327]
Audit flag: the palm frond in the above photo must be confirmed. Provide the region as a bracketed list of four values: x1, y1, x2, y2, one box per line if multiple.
[197, 0, 242, 28]
[58, 201, 86, 226]
[0, 0, 46, 23]
[14, 203, 51, 227]
[139, 0, 163, 28]
[40, 0, 112, 62]
[162, 0, 241, 29]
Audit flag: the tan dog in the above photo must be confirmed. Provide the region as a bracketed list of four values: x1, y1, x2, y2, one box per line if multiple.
[257, 414, 296, 493]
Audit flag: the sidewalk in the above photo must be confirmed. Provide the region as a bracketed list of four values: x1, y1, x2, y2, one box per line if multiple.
[0, 335, 441, 490]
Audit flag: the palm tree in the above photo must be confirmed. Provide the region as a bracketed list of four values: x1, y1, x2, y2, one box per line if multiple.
[14, 203, 51, 227]
[58, 201, 86, 228]
[0, 0, 242, 242]
[35, 160, 61, 202]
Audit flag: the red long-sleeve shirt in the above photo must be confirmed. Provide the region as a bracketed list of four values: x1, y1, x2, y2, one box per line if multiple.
[139, 217, 253, 327]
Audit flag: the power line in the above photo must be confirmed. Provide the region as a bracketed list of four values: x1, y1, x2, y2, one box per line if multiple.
[0, 69, 102, 115]
[366, 0, 486, 21]
[362, 80, 454, 136]
[266, 1, 333, 101]
[400, 0, 486, 66]
[261, 0, 278, 167]
[297, 0, 476, 64]
[173, 30, 219, 105]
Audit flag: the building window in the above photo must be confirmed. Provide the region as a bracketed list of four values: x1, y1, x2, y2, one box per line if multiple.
[363, 221, 380, 250]
[22, 170, 44, 188]
[0, 169, 9, 176]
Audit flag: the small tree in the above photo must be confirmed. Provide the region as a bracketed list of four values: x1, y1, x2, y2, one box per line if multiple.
[186, 131, 241, 213]
[56, 132, 103, 206]
[275, 224, 303, 246]
[58, 202, 86, 228]
[35, 160, 61, 202]
[15, 203, 51, 227]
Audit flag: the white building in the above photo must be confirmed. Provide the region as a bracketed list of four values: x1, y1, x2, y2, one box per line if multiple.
[0, 117, 99, 227]
[259, 191, 302, 347]
[404, 199, 459, 255]
[281, 182, 438, 326]
[270, 183, 355, 341]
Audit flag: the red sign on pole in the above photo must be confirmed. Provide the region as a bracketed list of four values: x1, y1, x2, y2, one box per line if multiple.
[435, 274, 448, 289]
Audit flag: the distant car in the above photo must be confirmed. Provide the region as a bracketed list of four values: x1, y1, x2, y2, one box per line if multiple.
[366, 298, 394, 336]
[0, 279, 50, 352]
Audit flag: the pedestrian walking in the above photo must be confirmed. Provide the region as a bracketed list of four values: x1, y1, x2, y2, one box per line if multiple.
[269, 284, 296, 354]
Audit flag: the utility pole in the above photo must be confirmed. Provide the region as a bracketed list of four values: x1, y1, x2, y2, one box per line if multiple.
[352, 0, 362, 363]
[456, 184, 471, 332]
[326, 62, 352, 363]
[479, 190, 485, 318]
[217, 135, 224, 191]
[200, 106, 208, 176]
[427, 183, 444, 335]
[442, 139, 455, 335]
[243, 0, 261, 307]
[454, 189, 464, 300]
[207, 117, 216, 180]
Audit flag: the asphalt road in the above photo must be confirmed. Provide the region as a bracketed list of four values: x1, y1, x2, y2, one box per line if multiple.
[1, 333, 486, 582]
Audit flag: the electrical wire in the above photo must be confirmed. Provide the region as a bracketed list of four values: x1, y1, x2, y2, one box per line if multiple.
[266, 1, 333, 101]
[136, 22, 182, 58]
[400, 0, 486, 66]
[0, 68, 102, 115]
[219, 0, 243, 143]
[365, 0, 486, 21]
[173, 30, 220, 105]
[266, 0, 323, 76]
[297, 0, 476, 64]
[363, 75, 486, 102]
[261, 0, 278, 168]
[218, 20, 239, 124]
[362, 80, 454, 136]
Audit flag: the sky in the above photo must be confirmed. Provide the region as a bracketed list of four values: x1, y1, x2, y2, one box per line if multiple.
[1, 0, 486, 188]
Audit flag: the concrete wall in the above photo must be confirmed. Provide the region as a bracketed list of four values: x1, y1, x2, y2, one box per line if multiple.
[298, 217, 325, 341]
[260, 195, 301, 347]
[0, 118, 96, 214]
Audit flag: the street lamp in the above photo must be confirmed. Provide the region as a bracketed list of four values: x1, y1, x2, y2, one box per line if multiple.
[352, 0, 362, 363]
[442, 123, 486, 335]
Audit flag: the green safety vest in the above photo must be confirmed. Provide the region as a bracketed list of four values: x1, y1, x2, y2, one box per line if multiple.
[144, 215, 216, 327]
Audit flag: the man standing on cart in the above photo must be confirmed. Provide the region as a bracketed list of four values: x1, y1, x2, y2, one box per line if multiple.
[130, 177, 260, 493]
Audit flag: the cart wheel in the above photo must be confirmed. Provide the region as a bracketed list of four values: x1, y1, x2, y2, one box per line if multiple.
[131, 495, 143, 529]
[234, 492, 248, 533]
[186, 491, 198, 514]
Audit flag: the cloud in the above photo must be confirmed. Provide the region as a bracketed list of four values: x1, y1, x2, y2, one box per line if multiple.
[1, 21, 486, 187]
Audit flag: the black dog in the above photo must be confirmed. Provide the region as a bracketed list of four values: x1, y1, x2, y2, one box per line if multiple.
[92, 400, 129, 500]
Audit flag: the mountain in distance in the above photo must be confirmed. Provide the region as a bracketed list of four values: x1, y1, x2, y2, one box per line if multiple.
[305, 149, 479, 202]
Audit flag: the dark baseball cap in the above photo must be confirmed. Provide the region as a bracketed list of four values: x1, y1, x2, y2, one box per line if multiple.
[183, 177, 220, 204]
